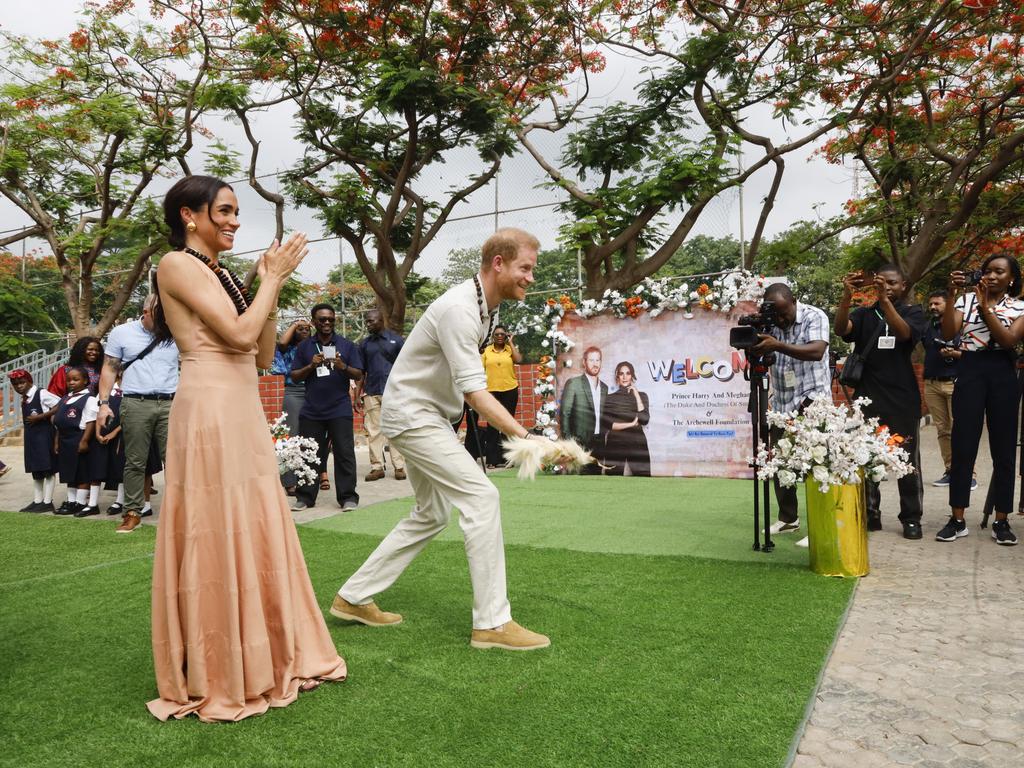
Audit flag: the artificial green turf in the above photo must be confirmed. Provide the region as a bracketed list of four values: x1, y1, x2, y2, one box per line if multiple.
[0, 508, 852, 768]
[312, 473, 813, 565]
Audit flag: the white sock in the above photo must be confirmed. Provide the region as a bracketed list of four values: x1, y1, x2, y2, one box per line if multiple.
[76, 488, 88, 505]
[66, 485, 76, 504]
[43, 475, 55, 504]
[116, 484, 125, 504]
[142, 501, 152, 514]
[88, 484, 100, 507]
[33, 478, 44, 504]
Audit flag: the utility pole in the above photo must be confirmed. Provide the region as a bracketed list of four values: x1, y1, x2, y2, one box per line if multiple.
[338, 238, 347, 336]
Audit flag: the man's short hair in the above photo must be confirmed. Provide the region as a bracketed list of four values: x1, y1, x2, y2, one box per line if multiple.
[875, 262, 906, 281]
[764, 283, 794, 302]
[310, 303, 335, 318]
[582, 345, 602, 360]
[928, 289, 947, 300]
[481, 228, 540, 270]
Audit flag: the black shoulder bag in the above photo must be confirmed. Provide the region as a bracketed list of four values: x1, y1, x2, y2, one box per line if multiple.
[838, 315, 886, 388]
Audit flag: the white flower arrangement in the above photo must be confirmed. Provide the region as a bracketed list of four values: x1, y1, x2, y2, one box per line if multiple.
[754, 396, 914, 492]
[268, 413, 322, 488]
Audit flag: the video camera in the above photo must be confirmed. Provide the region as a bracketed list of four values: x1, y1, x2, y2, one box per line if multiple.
[729, 299, 780, 351]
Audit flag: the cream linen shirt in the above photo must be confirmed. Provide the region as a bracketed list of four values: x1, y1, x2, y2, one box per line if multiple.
[381, 277, 493, 438]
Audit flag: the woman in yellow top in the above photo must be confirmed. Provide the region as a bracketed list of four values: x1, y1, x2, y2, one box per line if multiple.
[480, 325, 522, 467]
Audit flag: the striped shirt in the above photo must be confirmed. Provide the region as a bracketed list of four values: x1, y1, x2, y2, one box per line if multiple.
[954, 293, 1024, 351]
[768, 302, 832, 414]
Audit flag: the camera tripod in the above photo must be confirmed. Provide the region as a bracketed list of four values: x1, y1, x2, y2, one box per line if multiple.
[746, 350, 776, 553]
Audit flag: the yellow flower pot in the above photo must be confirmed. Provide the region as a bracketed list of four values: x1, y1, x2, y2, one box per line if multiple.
[804, 481, 870, 577]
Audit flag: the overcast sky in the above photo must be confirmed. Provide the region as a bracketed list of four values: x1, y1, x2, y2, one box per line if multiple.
[0, 2, 857, 284]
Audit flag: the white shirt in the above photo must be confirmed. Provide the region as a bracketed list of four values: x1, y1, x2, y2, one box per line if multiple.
[381, 278, 493, 437]
[587, 374, 602, 435]
[23, 385, 60, 414]
[955, 293, 1024, 351]
[63, 391, 98, 430]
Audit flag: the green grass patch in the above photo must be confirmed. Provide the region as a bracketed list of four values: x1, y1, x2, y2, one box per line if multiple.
[0, 478, 851, 768]
[312, 473, 812, 565]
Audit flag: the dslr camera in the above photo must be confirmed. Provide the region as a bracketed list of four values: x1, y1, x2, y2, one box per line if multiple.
[729, 299, 780, 350]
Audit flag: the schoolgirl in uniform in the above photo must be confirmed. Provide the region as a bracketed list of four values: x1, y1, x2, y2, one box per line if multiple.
[52, 367, 104, 517]
[98, 379, 162, 517]
[939, 254, 1024, 545]
[7, 369, 59, 513]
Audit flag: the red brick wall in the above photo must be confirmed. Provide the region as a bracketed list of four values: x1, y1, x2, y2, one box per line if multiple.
[258, 365, 541, 431]
[832, 363, 927, 414]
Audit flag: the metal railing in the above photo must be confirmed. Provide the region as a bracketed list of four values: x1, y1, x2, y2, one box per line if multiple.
[0, 345, 70, 440]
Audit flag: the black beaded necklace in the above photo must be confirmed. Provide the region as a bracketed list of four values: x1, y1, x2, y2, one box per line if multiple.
[473, 274, 498, 353]
[184, 246, 250, 315]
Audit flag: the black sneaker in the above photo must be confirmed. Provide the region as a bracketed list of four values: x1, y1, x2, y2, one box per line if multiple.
[936, 516, 968, 542]
[992, 519, 1019, 546]
[932, 472, 951, 487]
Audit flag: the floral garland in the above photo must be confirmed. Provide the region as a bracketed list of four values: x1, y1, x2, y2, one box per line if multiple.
[515, 270, 766, 440]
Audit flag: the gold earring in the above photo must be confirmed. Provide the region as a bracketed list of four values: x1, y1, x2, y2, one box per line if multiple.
[186, 222, 197, 232]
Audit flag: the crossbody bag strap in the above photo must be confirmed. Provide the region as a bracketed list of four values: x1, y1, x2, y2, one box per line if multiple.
[855, 312, 888, 361]
[121, 337, 162, 372]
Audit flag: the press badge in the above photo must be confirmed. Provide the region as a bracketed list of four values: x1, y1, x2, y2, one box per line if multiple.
[316, 365, 330, 377]
[878, 336, 896, 349]
[783, 370, 797, 388]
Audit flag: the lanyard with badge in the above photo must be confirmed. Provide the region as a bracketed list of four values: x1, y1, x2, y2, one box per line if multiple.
[875, 309, 896, 349]
[316, 340, 336, 378]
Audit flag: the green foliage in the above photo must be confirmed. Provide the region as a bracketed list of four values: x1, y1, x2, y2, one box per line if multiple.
[203, 139, 243, 179]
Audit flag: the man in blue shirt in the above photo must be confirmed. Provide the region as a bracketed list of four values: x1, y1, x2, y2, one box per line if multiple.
[922, 290, 965, 488]
[355, 309, 406, 482]
[290, 304, 364, 511]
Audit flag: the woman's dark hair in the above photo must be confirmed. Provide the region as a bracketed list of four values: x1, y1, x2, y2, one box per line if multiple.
[163, 175, 233, 249]
[615, 361, 636, 381]
[151, 274, 173, 343]
[68, 336, 103, 366]
[981, 253, 1023, 297]
[493, 325, 508, 334]
[65, 365, 91, 388]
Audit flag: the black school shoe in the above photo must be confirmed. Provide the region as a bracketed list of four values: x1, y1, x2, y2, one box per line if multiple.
[902, 521, 923, 540]
[867, 514, 882, 531]
[992, 519, 1019, 546]
[73, 505, 99, 518]
[54, 501, 78, 516]
[106, 502, 124, 516]
[19, 501, 42, 512]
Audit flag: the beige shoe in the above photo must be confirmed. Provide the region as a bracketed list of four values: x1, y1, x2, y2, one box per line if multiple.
[470, 620, 550, 651]
[329, 595, 402, 626]
[393, 469, 407, 480]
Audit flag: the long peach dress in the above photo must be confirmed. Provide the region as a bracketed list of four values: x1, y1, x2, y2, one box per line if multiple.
[147, 258, 346, 723]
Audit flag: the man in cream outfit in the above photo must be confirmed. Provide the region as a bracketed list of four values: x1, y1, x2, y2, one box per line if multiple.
[330, 228, 550, 651]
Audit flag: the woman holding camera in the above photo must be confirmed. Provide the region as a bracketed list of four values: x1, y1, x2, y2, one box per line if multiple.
[938, 254, 1024, 546]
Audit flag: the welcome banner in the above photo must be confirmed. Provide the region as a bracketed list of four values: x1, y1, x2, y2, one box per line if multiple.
[554, 304, 758, 478]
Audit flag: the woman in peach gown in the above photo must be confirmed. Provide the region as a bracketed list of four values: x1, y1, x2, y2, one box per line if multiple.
[147, 175, 346, 722]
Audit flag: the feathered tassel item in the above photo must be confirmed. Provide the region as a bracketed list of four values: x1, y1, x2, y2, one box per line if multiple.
[501, 436, 595, 480]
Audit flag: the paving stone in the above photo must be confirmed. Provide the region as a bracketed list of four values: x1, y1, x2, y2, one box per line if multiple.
[982, 720, 1021, 744]
[951, 743, 990, 762]
[952, 728, 990, 747]
[791, 755, 823, 768]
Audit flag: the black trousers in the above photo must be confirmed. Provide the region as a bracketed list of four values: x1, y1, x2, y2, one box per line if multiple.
[949, 351, 1020, 511]
[862, 408, 923, 524]
[484, 387, 519, 466]
[296, 416, 358, 506]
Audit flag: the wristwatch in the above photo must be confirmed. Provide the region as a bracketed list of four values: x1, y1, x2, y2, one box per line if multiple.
[98, 399, 109, 405]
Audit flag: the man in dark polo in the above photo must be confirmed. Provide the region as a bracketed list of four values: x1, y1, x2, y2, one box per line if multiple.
[97, 294, 180, 534]
[290, 304, 364, 511]
[354, 308, 406, 481]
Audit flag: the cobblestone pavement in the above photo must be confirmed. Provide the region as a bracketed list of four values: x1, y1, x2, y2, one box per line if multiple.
[791, 427, 1024, 768]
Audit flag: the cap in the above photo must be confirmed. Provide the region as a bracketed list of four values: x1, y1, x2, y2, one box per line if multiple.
[7, 369, 31, 381]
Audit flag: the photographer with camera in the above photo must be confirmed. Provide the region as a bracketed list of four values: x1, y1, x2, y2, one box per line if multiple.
[749, 283, 831, 547]
[835, 264, 927, 539]
[922, 290, 967, 489]
[936, 255, 1024, 546]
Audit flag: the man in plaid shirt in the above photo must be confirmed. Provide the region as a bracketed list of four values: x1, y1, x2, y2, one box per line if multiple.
[750, 283, 831, 545]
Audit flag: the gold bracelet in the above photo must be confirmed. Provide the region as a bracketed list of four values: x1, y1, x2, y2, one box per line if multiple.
[267, 311, 279, 322]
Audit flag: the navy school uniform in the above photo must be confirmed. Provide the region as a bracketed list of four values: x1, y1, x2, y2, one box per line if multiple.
[22, 387, 57, 478]
[54, 392, 104, 485]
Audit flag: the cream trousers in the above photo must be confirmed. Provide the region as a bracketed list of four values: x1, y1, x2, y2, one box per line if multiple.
[340, 422, 512, 629]
[361, 394, 405, 471]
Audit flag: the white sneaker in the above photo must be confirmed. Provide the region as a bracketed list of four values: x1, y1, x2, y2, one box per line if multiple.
[795, 536, 809, 548]
[341, 500, 359, 511]
[290, 500, 310, 512]
[769, 519, 800, 534]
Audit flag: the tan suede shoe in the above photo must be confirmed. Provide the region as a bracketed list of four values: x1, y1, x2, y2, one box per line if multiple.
[470, 620, 550, 651]
[329, 595, 403, 626]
